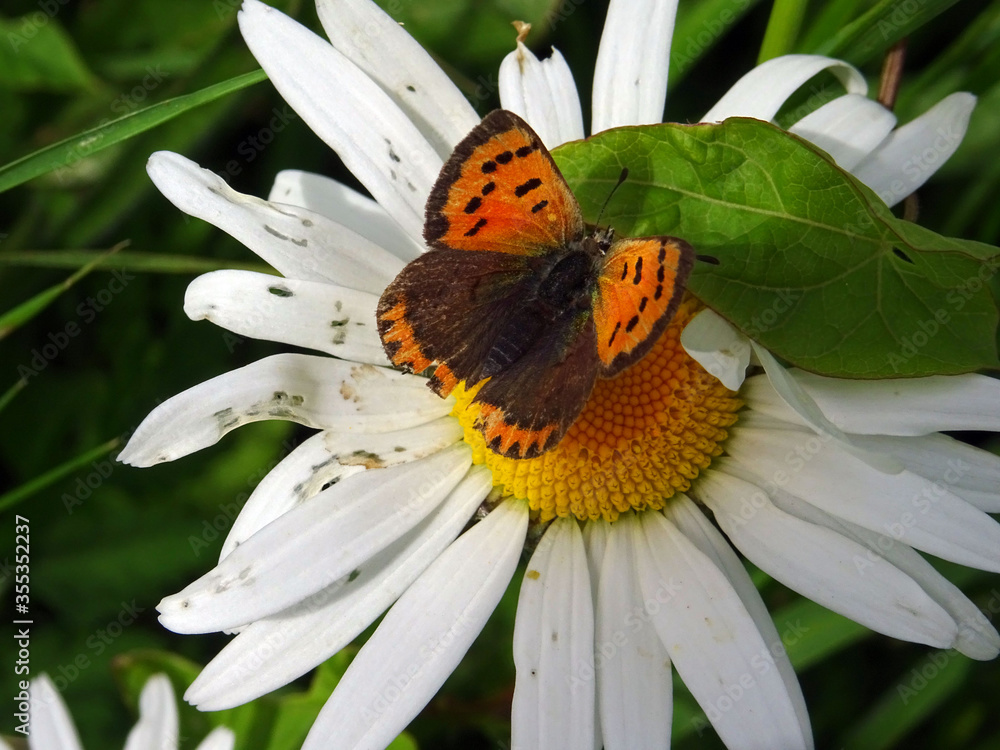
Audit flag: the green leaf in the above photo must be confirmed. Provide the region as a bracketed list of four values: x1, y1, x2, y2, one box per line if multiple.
[263, 654, 348, 750]
[0, 68, 267, 194]
[839, 652, 971, 749]
[555, 118, 1000, 378]
[0, 15, 100, 92]
[813, 0, 961, 66]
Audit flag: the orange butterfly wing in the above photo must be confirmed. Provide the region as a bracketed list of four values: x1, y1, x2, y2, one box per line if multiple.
[424, 109, 584, 256]
[593, 236, 696, 376]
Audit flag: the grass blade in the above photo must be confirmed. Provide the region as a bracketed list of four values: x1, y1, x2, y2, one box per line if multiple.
[0, 69, 267, 194]
[0, 437, 121, 513]
[0, 241, 127, 339]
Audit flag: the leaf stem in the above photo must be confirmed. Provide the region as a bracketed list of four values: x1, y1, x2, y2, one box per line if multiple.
[877, 38, 908, 110]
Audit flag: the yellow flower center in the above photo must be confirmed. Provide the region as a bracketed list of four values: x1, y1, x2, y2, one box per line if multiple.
[451, 297, 742, 521]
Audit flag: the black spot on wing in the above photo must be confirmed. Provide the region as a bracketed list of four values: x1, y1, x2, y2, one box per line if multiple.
[632, 256, 643, 284]
[465, 217, 488, 237]
[482, 181, 496, 195]
[515, 145, 535, 158]
[620, 261, 628, 281]
[514, 178, 542, 197]
[625, 315, 640, 333]
[496, 150, 514, 164]
[531, 200, 549, 214]
[464, 196, 482, 214]
[657, 265, 665, 282]
[482, 160, 497, 174]
[657, 243, 666, 263]
[654, 284, 663, 300]
[608, 321, 621, 347]
[638, 297, 648, 312]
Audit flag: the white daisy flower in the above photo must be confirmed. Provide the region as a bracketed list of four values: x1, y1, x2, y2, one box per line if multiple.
[8, 674, 234, 750]
[119, 0, 997, 748]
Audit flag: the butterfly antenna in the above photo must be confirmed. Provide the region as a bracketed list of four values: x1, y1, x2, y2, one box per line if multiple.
[594, 167, 630, 228]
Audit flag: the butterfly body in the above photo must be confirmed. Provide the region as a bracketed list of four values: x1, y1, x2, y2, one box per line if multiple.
[377, 110, 695, 459]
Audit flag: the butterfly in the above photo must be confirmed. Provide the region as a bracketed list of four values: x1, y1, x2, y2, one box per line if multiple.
[377, 109, 696, 460]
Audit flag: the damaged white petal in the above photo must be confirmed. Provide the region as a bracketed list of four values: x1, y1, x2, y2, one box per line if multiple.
[680, 309, 751, 390]
[184, 270, 388, 366]
[118, 354, 452, 467]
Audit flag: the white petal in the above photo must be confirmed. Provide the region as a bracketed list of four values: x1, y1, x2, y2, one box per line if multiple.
[118, 354, 451, 467]
[512, 518, 595, 750]
[581, 520, 609, 750]
[158, 444, 471, 632]
[680, 309, 750, 390]
[726, 423, 1000, 572]
[147, 151, 403, 292]
[184, 270, 388, 365]
[592, 0, 679, 131]
[633, 512, 808, 749]
[853, 92, 976, 207]
[699, 469, 957, 647]
[195, 727, 236, 750]
[29, 675, 84, 750]
[711, 463, 1000, 661]
[751, 343, 902, 474]
[268, 170, 423, 261]
[663, 496, 813, 747]
[221, 418, 463, 560]
[853, 432, 1000, 512]
[124, 675, 178, 750]
[703, 55, 867, 123]
[542, 49, 586, 144]
[597, 515, 672, 750]
[499, 43, 584, 148]
[788, 93, 896, 170]
[583, 520, 610, 603]
[239, 0, 442, 244]
[188, 466, 492, 710]
[315, 0, 478, 158]
[301, 498, 528, 750]
[744, 370, 1000, 436]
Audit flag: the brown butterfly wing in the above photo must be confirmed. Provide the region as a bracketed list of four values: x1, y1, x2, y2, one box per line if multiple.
[593, 236, 696, 376]
[377, 249, 540, 397]
[473, 312, 599, 459]
[424, 109, 584, 256]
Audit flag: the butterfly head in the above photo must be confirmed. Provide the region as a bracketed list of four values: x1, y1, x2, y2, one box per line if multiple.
[589, 225, 616, 256]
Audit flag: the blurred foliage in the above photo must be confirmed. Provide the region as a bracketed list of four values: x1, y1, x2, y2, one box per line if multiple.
[0, 0, 999, 747]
